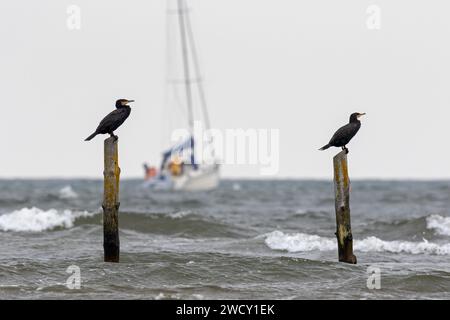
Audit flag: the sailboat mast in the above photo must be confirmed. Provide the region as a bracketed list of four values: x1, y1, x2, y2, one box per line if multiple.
[177, 0, 194, 133]
[184, 8, 212, 133]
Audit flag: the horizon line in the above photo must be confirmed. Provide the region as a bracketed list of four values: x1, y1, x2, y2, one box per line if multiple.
[1, 176, 450, 182]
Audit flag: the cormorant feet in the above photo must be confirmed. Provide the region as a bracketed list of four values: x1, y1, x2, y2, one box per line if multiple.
[109, 133, 118, 141]
[342, 147, 349, 154]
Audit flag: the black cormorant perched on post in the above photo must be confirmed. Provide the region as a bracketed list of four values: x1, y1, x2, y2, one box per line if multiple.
[85, 99, 134, 141]
[319, 112, 365, 153]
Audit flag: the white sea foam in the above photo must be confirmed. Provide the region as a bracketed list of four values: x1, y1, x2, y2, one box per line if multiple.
[0, 207, 95, 232]
[155, 293, 165, 300]
[169, 210, 192, 219]
[426, 214, 450, 236]
[265, 231, 450, 255]
[356, 236, 450, 255]
[294, 209, 308, 215]
[265, 231, 335, 252]
[232, 183, 241, 191]
[58, 186, 78, 199]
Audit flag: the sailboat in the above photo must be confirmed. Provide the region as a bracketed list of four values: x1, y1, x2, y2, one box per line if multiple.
[143, 0, 220, 191]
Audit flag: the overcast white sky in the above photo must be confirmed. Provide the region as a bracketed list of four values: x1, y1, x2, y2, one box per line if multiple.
[1, 0, 450, 179]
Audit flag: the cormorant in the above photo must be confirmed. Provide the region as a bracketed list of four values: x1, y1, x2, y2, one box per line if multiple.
[319, 112, 365, 153]
[85, 99, 134, 141]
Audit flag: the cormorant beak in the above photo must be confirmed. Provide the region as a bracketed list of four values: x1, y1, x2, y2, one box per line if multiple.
[357, 113, 366, 118]
[126, 100, 135, 104]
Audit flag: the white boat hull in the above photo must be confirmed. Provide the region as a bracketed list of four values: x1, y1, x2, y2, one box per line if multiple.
[143, 164, 220, 191]
[172, 164, 219, 191]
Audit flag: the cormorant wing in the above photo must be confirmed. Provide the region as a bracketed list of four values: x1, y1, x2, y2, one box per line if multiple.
[96, 108, 127, 132]
[329, 123, 360, 145]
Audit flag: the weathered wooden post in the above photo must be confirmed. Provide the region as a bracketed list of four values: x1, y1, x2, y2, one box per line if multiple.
[103, 136, 120, 262]
[333, 151, 357, 264]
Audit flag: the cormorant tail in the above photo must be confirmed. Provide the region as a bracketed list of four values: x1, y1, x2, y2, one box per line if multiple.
[319, 144, 330, 151]
[85, 132, 97, 141]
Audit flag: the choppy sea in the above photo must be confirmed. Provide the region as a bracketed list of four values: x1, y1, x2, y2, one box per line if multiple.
[0, 179, 449, 299]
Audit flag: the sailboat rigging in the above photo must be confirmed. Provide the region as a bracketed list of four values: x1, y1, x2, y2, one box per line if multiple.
[143, 0, 220, 191]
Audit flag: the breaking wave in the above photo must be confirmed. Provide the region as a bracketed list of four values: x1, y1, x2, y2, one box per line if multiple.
[426, 214, 450, 236]
[0, 208, 245, 238]
[0, 207, 95, 232]
[265, 230, 450, 255]
[58, 186, 78, 199]
[168, 210, 192, 219]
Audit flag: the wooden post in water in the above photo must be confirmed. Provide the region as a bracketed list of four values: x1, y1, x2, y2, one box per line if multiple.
[103, 137, 120, 262]
[333, 151, 357, 264]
